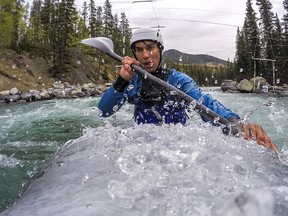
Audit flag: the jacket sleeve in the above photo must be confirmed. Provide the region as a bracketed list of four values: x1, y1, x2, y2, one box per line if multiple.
[97, 86, 127, 117]
[170, 70, 240, 122]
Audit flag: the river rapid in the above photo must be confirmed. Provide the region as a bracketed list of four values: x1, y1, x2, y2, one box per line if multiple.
[0, 88, 288, 216]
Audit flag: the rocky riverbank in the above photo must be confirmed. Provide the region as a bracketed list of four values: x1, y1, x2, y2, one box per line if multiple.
[0, 48, 115, 102]
[221, 76, 288, 97]
[0, 81, 110, 104]
[1, 76, 288, 105]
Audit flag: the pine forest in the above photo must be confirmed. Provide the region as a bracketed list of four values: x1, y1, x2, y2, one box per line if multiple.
[1, 0, 288, 86]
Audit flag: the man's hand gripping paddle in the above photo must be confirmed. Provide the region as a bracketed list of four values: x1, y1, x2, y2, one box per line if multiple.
[81, 37, 276, 151]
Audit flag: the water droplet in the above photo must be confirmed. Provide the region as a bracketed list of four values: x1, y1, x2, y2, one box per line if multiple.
[170, 91, 177, 95]
[263, 97, 276, 107]
[113, 105, 119, 112]
[97, 110, 103, 117]
[81, 174, 90, 185]
[189, 100, 197, 109]
[86, 204, 92, 208]
[213, 117, 220, 124]
[127, 85, 134, 91]
[197, 97, 204, 105]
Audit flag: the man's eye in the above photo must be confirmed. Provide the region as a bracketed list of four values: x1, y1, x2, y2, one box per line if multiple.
[147, 45, 154, 51]
[135, 48, 143, 53]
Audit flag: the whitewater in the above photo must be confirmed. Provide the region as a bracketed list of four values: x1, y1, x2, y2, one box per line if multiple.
[0, 88, 288, 216]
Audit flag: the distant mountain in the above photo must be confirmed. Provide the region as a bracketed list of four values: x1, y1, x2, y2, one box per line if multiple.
[163, 49, 228, 65]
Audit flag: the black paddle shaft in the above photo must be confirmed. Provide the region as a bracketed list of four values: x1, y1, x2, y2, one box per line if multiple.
[106, 51, 231, 126]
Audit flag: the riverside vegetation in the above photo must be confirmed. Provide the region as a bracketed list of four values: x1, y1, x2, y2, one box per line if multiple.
[2, 0, 288, 103]
[1, 48, 288, 105]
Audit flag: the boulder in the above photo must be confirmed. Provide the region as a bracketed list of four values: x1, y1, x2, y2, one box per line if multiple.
[0, 82, 107, 103]
[87, 88, 102, 96]
[53, 81, 65, 89]
[40, 89, 51, 100]
[20, 92, 33, 102]
[277, 90, 288, 97]
[250, 76, 268, 91]
[81, 83, 90, 92]
[237, 79, 254, 93]
[10, 87, 21, 95]
[4, 94, 21, 103]
[71, 90, 86, 97]
[0, 90, 10, 100]
[53, 89, 66, 99]
[221, 80, 238, 92]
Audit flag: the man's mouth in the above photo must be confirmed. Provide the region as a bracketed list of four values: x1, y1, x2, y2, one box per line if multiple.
[142, 60, 153, 67]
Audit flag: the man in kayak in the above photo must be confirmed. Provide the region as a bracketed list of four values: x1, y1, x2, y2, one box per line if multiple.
[98, 28, 276, 151]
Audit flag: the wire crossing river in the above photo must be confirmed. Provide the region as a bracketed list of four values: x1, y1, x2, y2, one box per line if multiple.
[0, 88, 288, 216]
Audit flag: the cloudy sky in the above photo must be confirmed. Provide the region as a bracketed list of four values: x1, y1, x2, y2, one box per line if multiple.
[79, 0, 285, 60]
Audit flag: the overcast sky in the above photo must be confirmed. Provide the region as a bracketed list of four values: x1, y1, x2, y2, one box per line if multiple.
[79, 0, 285, 60]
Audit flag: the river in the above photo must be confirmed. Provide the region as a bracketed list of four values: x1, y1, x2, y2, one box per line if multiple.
[0, 88, 288, 216]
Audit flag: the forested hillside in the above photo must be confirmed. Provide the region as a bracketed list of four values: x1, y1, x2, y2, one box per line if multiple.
[163, 49, 228, 65]
[1, 0, 288, 91]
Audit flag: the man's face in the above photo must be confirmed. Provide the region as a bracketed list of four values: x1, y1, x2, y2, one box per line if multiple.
[133, 40, 161, 73]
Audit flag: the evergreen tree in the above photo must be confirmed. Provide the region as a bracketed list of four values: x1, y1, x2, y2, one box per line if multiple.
[281, 0, 288, 83]
[82, 1, 88, 26]
[11, 0, 25, 51]
[119, 12, 132, 56]
[243, 0, 261, 78]
[112, 14, 122, 54]
[88, 0, 96, 37]
[51, 0, 77, 75]
[235, 0, 260, 81]
[235, 27, 249, 80]
[95, 6, 103, 36]
[272, 14, 285, 84]
[256, 0, 276, 83]
[28, 0, 42, 50]
[41, 0, 56, 54]
[77, 3, 89, 40]
[0, 0, 15, 47]
[102, 0, 113, 37]
[18, 2, 30, 49]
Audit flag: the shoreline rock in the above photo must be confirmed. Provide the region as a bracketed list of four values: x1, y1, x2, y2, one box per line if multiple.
[0, 81, 110, 104]
[221, 77, 288, 97]
[2, 77, 288, 105]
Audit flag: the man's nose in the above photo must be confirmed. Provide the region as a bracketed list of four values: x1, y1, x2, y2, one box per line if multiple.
[142, 48, 151, 58]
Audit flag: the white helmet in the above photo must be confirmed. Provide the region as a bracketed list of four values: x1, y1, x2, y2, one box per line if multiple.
[130, 28, 164, 50]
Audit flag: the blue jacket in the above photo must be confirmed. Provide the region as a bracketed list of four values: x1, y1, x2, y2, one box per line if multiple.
[98, 68, 240, 125]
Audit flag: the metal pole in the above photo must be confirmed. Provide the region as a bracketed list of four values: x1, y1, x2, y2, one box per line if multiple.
[253, 59, 256, 90]
[272, 61, 275, 87]
[252, 57, 276, 88]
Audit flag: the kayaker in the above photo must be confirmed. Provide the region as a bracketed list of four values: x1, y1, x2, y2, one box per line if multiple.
[98, 28, 276, 151]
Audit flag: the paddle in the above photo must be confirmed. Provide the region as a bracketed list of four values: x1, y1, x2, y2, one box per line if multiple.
[80, 37, 231, 126]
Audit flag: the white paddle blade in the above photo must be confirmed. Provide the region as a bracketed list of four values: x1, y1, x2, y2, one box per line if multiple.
[81, 37, 114, 53]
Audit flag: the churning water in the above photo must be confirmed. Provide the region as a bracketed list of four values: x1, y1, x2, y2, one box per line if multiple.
[0, 88, 288, 216]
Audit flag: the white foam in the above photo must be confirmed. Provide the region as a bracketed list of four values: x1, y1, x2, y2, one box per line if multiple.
[0, 154, 21, 168]
[2, 122, 288, 216]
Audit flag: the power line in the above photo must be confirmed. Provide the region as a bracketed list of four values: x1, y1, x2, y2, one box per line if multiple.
[128, 7, 244, 16]
[129, 17, 241, 28]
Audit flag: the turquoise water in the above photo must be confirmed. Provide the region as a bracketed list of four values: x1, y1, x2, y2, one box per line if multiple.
[0, 98, 103, 211]
[0, 90, 288, 215]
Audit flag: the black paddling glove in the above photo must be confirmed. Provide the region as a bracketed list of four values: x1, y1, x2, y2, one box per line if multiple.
[113, 76, 130, 93]
[222, 116, 241, 136]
